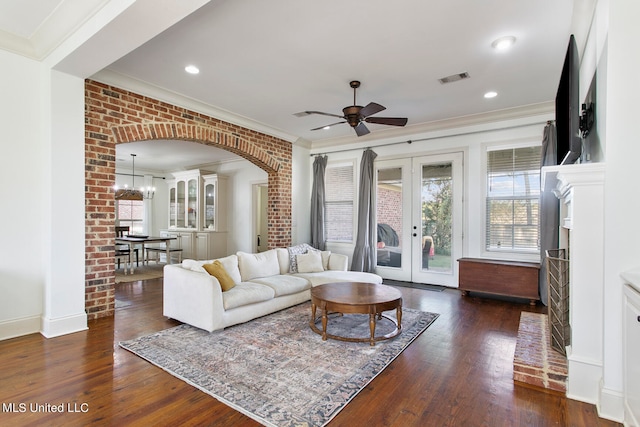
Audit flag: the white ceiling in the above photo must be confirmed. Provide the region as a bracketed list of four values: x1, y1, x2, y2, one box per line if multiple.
[0, 0, 581, 171]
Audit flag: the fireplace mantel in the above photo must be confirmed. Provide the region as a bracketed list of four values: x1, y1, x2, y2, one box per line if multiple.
[542, 163, 606, 230]
[541, 162, 606, 404]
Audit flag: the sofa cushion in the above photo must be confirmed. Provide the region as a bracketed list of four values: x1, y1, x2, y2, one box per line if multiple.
[183, 255, 242, 283]
[250, 275, 311, 297]
[296, 251, 324, 273]
[320, 251, 331, 270]
[294, 270, 383, 287]
[237, 249, 280, 281]
[221, 282, 275, 310]
[276, 248, 290, 274]
[203, 260, 236, 291]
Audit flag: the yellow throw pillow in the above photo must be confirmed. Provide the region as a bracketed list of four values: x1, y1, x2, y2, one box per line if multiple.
[203, 260, 236, 292]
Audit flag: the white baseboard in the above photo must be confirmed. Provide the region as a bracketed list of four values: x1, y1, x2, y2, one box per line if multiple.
[566, 355, 602, 404]
[625, 400, 639, 427]
[0, 315, 41, 341]
[40, 312, 88, 338]
[598, 381, 625, 423]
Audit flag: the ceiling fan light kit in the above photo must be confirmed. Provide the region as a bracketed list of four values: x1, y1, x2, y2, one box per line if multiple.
[299, 80, 408, 136]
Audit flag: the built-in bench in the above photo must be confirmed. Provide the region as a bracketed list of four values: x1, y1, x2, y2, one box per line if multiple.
[457, 257, 540, 305]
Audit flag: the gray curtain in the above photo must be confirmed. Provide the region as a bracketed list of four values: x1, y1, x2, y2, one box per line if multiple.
[310, 155, 328, 250]
[539, 122, 558, 306]
[351, 149, 378, 272]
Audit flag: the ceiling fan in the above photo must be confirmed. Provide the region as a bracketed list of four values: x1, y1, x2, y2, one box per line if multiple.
[296, 81, 408, 136]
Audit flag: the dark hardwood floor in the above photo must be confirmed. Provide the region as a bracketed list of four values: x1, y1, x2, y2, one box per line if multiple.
[0, 277, 621, 426]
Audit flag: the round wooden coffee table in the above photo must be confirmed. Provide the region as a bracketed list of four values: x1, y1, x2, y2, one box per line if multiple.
[310, 282, 402, 346]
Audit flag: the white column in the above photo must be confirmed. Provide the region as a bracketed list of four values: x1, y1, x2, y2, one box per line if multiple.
[40, 70, 88, 337]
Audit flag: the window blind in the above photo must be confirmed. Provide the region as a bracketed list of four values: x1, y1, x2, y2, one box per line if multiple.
[486, 146, 541, 252]
[325, 164, 354, 242]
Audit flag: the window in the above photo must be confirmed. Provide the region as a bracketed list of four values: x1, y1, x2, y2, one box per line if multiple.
[486, 146, 541, 252]
[325, 162, 355, 242]
[116, 199, 144, 234]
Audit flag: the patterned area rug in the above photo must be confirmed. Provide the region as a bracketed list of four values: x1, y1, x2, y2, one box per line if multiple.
[120, 302, 439, 427]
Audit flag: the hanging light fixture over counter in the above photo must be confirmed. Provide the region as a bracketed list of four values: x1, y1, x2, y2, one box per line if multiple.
[114, 154, 155, 200]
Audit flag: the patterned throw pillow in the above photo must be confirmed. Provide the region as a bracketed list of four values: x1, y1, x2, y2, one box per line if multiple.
[287, 243, 315, 273]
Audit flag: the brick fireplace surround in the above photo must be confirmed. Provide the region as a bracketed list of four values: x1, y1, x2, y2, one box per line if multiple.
[513, 312, 568, 393]
[84, 80, 293, 320]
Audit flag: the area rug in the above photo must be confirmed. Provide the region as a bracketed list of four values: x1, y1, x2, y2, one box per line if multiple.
[120, 302, 439, 427]
[115, 264, 164, 283]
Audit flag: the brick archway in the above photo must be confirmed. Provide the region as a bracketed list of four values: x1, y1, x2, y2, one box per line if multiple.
[85, 80, 292, 319]
[112, 123, 282, 174]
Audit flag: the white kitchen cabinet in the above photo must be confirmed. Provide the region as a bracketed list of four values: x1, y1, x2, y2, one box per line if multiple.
[623, 275, 640, 426]
[163, 170, 228, 260]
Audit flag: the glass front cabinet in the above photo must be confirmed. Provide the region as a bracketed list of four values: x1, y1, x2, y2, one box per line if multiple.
[164, 170, 227, 260]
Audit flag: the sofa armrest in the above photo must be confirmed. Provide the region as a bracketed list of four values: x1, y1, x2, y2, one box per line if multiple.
[328, 253, 348, 271]
[163, 264, 225, 332]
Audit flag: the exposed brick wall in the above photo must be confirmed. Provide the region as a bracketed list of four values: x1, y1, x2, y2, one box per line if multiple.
[85, 80, 292, 319]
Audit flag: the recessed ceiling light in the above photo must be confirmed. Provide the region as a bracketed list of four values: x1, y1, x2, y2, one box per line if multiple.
[491, 36, 516, 51]
[185, 65, 200, 74]
[484, 91, 498, 99]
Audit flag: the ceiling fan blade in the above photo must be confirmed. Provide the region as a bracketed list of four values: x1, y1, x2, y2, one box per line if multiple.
[296, 110, 344, 119]
[310, 121, 346, 131]
[365, 116, 408, 127]
[354, 122, 370, 136]
[359, 102, 386, 118]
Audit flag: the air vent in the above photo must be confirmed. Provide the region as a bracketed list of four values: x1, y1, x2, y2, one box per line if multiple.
[438, 72, 470, 84]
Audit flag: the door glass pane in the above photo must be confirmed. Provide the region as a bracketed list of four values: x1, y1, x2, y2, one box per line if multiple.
[205, 183, 215, 229]
[169, 187, 176, 227]
[421, 163, 452, 273]
[187, 179, 197, 228]
[376, 167, 403, 268]
[177, 181, 185, 228]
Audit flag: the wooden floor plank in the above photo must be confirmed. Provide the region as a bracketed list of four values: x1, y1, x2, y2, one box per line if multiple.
[0, 278, 621, 426]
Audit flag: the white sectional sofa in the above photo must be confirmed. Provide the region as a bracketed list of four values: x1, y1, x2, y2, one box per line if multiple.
[163, 246, 383, 332]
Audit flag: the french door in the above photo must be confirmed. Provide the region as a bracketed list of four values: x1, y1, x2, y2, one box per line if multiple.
[375, 152, 463, 287]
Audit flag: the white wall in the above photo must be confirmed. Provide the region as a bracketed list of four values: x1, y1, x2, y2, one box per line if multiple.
[600, 0, 640, 421]
[0, 50, 46, 339]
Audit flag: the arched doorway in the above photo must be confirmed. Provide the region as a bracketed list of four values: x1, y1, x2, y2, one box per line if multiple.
[85, 80, 293, 319]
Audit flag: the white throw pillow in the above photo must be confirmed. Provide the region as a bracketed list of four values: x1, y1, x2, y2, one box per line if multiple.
[296, 251, 324, 273]
[287, 243, 314, 273]
[215, 255, 242, 284]
[237, 249, 280, 281]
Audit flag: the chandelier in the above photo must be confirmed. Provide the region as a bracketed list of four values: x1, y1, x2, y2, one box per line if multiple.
[114, 154, 155, 200]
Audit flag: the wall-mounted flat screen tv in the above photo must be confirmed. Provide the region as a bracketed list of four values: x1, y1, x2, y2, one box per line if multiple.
[555, 34, 582, 165]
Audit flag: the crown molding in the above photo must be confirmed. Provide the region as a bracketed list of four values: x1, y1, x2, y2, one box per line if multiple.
[310, 101, 555, 151]
[0, 0, 108, 61]
[91, 68, 299, 144]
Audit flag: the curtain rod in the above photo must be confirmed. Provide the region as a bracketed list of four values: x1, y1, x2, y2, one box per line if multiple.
[310, 120, 551, 157]
[116, 172, 165, 180]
